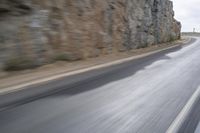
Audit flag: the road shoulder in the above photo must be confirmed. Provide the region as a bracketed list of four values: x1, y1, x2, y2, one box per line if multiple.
[0, 37, 191, 94]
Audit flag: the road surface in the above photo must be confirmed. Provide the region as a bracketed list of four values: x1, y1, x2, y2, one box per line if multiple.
[0, 37, 200, 133]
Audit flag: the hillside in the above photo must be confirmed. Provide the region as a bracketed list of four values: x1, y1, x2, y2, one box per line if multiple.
[0, 0, 181, 70]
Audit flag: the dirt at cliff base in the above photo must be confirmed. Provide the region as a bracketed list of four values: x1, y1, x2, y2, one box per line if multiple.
[0, 37, 188, 90]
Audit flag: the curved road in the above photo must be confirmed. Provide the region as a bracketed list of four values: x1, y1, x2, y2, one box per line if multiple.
[1, 37, 200, 133]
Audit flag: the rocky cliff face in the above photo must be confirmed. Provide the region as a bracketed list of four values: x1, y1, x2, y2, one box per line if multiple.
[0, 0, 181, 70]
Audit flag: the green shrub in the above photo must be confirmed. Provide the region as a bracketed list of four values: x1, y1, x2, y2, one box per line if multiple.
[54, 52, 82, 61]
[4, 56, 38, 71]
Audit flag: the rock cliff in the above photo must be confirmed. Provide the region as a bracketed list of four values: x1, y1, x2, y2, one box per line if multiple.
[0, 0, 181, 70]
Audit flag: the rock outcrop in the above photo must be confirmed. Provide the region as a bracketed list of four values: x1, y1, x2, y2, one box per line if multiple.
[0, 0, 181, 70]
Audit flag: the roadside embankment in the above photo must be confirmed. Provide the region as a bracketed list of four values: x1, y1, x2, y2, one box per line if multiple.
[0, 37, 190, 93]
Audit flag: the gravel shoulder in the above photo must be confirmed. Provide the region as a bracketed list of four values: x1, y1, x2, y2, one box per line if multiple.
[0, 37, 189, 90]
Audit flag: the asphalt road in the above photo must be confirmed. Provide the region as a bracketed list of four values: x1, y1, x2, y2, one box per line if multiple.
[1, 37, 200, 133]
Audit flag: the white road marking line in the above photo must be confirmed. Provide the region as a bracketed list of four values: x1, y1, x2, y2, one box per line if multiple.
[166, 86, 200, 133]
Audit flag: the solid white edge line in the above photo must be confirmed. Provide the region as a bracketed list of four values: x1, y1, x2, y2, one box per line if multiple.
[195, 122, 200, 133]
[166, 86, 200, 133]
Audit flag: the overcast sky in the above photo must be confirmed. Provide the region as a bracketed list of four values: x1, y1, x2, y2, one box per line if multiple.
[172, 0, 200, 32]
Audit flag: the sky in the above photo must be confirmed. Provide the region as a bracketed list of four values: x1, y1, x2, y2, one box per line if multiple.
[172, 0, 200, 32]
